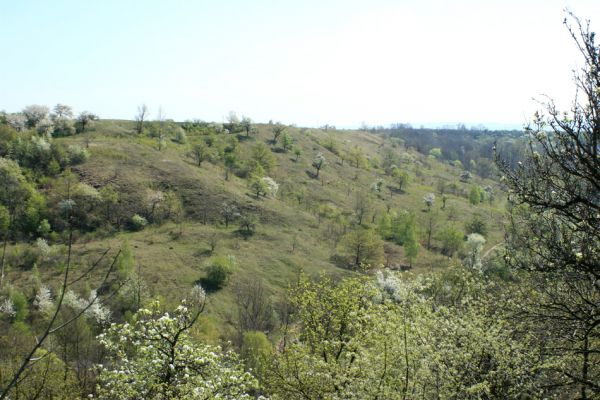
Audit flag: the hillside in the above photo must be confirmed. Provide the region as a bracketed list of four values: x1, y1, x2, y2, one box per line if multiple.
[0, 117, 506, 337]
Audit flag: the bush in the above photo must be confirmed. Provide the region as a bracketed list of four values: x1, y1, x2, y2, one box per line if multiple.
[202, 255, 235, 290]
[130, 214, 148, 231]
[67, 145, 89, 165]
[465, 215, 488, 237]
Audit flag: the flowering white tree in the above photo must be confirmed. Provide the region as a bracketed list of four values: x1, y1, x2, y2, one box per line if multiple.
[262, 177, 279, 197]
[465, 233, 486, 271]
[95, 287, 261, 399]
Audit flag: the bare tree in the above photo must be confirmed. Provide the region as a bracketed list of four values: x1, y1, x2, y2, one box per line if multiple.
[135, 104, 149, 134]
[232, 278, 275, 345]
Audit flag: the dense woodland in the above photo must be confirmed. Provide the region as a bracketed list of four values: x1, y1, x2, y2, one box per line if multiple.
[0, 14, 599, 400]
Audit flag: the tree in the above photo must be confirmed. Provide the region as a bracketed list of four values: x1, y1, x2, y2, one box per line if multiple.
[468, 185, 482, 205]
[423, 193, 435, 211]
[22, 104, 49, 128]
[233, 278, 275, 344]
[135, 104, 149, 134]
[348, 146, 366, 168]
[424, 209, 438, 250]
[250, 142, 275, 172]
[312, 152, 326, 178]
[190, 142, 209, 166]
[437, 225, 464, 256]
[241, 331, 272, 383]
[96, 294, 259, 399]
[281, 132, 293, 152]
[52, 103, 73, 119]
[293, 146, 302, 161]
[0, 158, 33, 287]
[240, 116, 253, 137]
[220, 203, 240, 228]
[353, 190, 371, 225]
[76, 111, 97, 133]
[337, 227, 385, 268]
[465, 233, 485, 271]
[249, 174, 269, 198]
[392, 167, 410, 193]
[238, 212, 257, 237]
[495, 14, 600, 396]
[222, 152, 237, 180]
[271, 123, 286, 144]
[465, 215, 488, 237]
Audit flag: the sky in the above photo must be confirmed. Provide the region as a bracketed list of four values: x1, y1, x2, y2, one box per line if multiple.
[1, 0, 600, 129]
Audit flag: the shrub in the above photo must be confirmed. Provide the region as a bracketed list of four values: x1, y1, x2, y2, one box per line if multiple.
[202, 255, 235, 290]
[130, 214, 148, 231]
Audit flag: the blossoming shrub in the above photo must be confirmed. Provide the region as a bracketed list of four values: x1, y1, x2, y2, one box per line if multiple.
[95, 298, 260, 399]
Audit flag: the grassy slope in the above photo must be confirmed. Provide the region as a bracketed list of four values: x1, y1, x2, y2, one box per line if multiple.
[40, 120, 505, 334]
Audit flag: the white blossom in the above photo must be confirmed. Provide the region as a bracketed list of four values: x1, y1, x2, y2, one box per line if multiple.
[34, 285, 54, 315]
[0, 297, 15, 317]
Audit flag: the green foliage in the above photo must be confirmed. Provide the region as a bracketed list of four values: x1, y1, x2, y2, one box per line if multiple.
[241, 330, 272, 381]
[337, 227, 385, 268]
[0, 157, 34, 212]
[391, 166, 410, 192]
[312, 152, 326, 177]
[250, 142, 275, 172]
[468, 185, 483, 205]
[429, 147, 442, 158]
[0, 349, 81, 399]
[190, 142, 209, 166]
[280, 132, 293, 152]
[465, 215, 488, 237]
[268, 270, 544, 399]
[0, 206, 9, 234]
[437, 225, 464, 256]
[117, 240, 135, 280]
[376, 212, 393, 240]
[10, 291, 28, 322]
[249, 174, 269, 198]
[130, 214, 148, 231]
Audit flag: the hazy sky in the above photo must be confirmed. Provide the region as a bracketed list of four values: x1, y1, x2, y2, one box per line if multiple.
[2, 0, 600, 128]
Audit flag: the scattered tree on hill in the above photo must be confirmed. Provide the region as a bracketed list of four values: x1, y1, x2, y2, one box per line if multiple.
[250, 142, 275, 172]
[437, 225, 464, 256]
[465, 233, 485, 271]
[190, 142, 209, 166]
[52, 104, 73, 119]
[465, 215, 487, 237]
[271, 123, 286, 144]
[391, 167, 410, 193]
[469, 185, 483, 205]
[312, 152, 326, 178]
[423, 193, 435, 211]
[281, 131, 293, 152]
[348, 145, 366, 168]
[238, 212, 257, 238]
[220, 203, 240, 228]
[424, 209, 438, 250]
[233, 278, 275, 345]
[353, 190, 372, 225]
[249, 174, 269, 198]
[293, 146, 302, 161]
[240, 116, 253, 137]
[337, 227, 385, 269]
[135, 104, 149, 134]
[22, 105, 49, 128]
